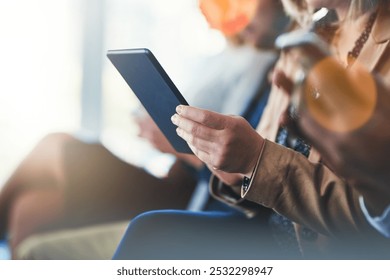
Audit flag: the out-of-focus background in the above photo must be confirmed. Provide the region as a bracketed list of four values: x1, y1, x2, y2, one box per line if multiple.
[0, 0, 226, 187]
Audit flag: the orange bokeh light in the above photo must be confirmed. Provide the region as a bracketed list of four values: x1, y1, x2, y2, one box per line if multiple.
[199, 0, 258, 36]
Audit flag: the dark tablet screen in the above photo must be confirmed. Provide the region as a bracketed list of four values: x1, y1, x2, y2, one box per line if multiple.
[107, 48, 192, 154]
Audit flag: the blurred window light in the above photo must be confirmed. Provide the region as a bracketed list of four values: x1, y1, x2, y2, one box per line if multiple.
[0, 0, 81, 183]
[0, 0, 227, 183]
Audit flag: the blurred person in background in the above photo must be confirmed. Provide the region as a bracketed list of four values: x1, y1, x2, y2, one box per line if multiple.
[114, 0, 390, 259]
[275, 0, 390, 239]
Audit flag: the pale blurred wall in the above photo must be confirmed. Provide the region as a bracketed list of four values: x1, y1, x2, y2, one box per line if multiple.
[0, 0, 226, 184]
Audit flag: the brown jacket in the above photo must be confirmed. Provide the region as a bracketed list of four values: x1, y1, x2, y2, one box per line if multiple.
[210, 5, 390, 259]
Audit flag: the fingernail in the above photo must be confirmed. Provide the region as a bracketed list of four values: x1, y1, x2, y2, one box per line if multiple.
[171, 114, 178, 124]
[176, 105, 183, 114]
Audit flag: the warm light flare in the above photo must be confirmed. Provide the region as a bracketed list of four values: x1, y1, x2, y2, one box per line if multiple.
[199, 0, 257, 36]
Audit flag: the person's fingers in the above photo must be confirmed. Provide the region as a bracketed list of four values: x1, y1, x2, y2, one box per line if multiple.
[176, 126, 216, 153]
[187, 143, 213, 166]
[175, 105, 227, 130]
[171, 113, 218, 141]
[188, 144, 231, 171]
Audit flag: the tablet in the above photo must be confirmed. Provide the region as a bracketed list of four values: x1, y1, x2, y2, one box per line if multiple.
[107, 48, 192, 154]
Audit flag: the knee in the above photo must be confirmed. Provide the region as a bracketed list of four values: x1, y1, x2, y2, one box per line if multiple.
[35, 133, 77, 151]
[129, 210, 193, 231]
[7, 188, 65, 251]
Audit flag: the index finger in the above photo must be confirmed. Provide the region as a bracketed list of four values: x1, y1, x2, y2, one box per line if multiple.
[176, 105, 227, 130]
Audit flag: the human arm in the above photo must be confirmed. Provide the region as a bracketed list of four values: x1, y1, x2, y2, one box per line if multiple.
[272, 23, 390, 221]
[274, 43, 390, 217]
[238, 138, 371, 237]
[171, 104, 375, 237]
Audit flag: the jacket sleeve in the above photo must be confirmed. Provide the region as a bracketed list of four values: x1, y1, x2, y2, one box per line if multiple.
[241, 139, 374, 237]
[210, 139, 375, 238]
